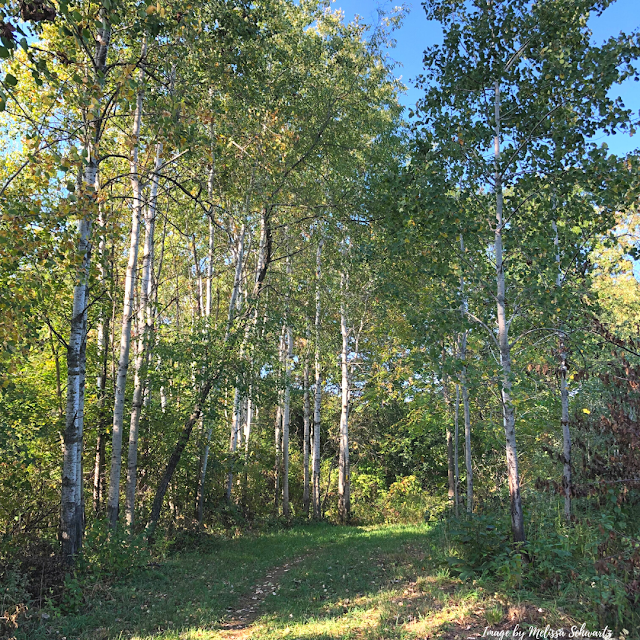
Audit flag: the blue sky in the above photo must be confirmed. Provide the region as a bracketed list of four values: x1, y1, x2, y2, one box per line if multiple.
[333, 0, 640, 156]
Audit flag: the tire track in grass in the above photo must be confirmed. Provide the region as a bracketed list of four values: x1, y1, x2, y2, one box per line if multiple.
[218, 555, 308, 639]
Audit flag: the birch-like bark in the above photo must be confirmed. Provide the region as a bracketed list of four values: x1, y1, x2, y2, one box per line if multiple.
[226, 386, 242, 501]
[274, 402, 282, 515]
[460, 331, 473, 513]
[282, 249, 293, 518]
[282, 324, 292, 518]
[312, 239, 323, 520]
[61, 17, 110, 563]
[337, 270, 350, 524]
[196, 153, 216, 522]
[302, 321, 311, 517]
[124, 141, 162, 528]
[206, 217, 214, 318]
[93, 203, 109, 514]
[459, 235, 473, 513]
[107, 48, 146, 529]
[494, 79, 525, 543]
[274, 323, 285, 514]
[224, 227, 246, 501]
[242, 393, 253, 503]
[454, 383, 460, 516]
[442, 374, 456, 507]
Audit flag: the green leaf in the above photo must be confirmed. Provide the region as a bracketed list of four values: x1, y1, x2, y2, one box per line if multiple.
[4, 73, 17, 87]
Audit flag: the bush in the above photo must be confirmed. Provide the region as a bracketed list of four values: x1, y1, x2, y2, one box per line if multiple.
[0, 565, 31, 640]
[446, 513, 513, 581]
[79, 520, 150, 579]
[381, 476, 428, 524]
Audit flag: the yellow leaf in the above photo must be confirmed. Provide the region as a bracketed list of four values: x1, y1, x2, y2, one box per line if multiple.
[583, 408, 591, 414]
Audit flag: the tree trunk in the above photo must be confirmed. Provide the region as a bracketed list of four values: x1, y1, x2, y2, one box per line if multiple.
[196, 214, 215, 523]
[274, 322, 285, 515]
[460, 332, 473, 514]
[337, 270, 350, 524]
[94, 311, 108, 515]
[93, 203, 109, 515]
[61, 17, 110, 565]
[302, 322, 311, 517]
[196, 424, 212, 523]
[147, 210, 270, 532]
[560, 339, 571, 521]
[494, 79, 525, 544]
[274, 401, 282, 516]
[226, 386, 242, 501]
[454, 383, 460, 517]
[224, 227, 247, 502]
[107, 52, 146, 529]
[312, 239, 323, 520]
[125, 141, 161, 528]
[458, 235, 473, 514]
[442, 370, 456, 507]
[147, 378, 216, 533]
[553, 220, 571, 522]
[282, 325, 292, 518]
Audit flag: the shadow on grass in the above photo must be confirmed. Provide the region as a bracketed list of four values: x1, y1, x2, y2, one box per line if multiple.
[19, 523, 435, 640]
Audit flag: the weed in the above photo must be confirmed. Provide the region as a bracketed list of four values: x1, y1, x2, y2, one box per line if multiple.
[485, 604, 504, 625]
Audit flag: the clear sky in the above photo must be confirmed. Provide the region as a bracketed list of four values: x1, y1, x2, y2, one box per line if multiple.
[332, 0, 640, 156]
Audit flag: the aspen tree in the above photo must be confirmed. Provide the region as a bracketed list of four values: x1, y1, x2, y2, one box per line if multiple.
[107, 41, 147, 529]
[125, 142, 163, 528]
[312, 237, 323, 520]
[338, 268, 350, 523]
[61, 13, 110, 562]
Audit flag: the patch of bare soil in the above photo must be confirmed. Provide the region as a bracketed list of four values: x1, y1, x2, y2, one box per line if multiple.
[217, 556, 307, 639]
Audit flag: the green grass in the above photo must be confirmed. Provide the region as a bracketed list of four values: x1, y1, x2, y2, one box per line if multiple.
[19, 522, 587, 640]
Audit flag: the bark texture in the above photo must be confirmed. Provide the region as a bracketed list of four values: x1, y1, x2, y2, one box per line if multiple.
[61, 17, 110, 562]
[107, 54, 146, 529]
[337, 270, 350, 524]
[312, 239, 323, 520]
[494, 79, 525, 544]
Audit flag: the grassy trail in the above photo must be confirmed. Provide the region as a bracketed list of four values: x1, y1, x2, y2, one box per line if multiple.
[28, 523, 578, 640]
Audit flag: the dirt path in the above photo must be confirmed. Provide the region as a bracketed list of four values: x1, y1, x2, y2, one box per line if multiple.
[217, 555, 307, 639]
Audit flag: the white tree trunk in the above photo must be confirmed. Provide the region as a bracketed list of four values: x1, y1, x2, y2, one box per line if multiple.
[125, 141, 162, 528]
[338, 270, 350, 524]
[494, 80, 525, 543]
[454, 383, 460, 517]
[442, 374, 456, 507]
[107, 53, 146, 529]
[226, 386, 242, 501]
[61, 19, 110, 562]
[460, 331, 473, 513]
[224, 227, 246, 501]
[94, 203, 109, 515]
[302, 322, 311, 517]
[282, 324, 292, 518]
[312, 239, 323, 520]
[458, 235, 473, 514]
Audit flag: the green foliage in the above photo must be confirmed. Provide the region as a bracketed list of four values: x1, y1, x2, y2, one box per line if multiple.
[447, 513, 512, 580]
[78, 521, 150, 579]
[0, 564, 31, 638]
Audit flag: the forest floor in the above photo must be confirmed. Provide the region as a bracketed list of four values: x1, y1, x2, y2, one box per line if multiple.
[26, 522, 582, 640]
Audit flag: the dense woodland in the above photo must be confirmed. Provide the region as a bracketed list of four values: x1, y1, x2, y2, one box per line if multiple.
[2, 0, 640, 636]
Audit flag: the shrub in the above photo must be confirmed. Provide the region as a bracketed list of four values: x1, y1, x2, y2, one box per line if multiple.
[79, 520, 150, 579]
[0, 565, 31, 640]
[381, 475, 430, 524]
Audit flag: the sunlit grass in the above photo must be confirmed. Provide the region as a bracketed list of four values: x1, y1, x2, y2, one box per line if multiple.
[24, 522, 581, 640]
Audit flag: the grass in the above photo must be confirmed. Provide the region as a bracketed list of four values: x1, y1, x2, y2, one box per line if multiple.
[18, 522, 590, 640]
